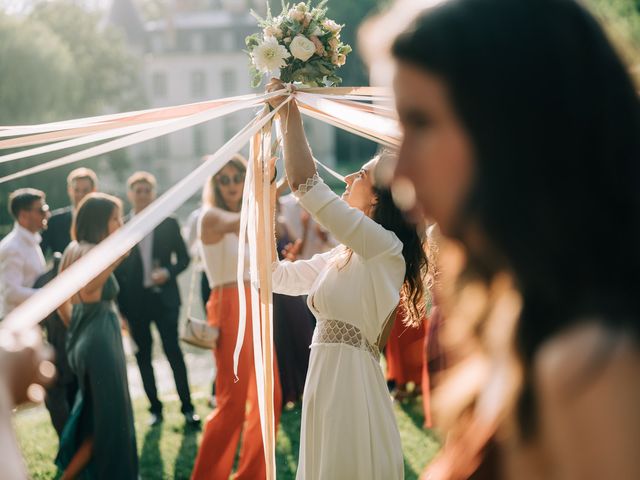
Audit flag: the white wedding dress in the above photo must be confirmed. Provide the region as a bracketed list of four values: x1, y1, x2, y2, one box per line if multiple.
[272, 174, 405, 480]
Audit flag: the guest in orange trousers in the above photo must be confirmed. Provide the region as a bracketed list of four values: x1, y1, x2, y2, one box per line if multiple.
[385, 306, 431, 426]
[192, 156, 282, 480]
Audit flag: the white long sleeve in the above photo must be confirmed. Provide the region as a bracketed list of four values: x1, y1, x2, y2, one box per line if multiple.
[293, 175, 401, 261]
[271, 250, 333, 296]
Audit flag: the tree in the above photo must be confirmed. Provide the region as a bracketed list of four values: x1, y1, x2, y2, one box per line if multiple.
[0, 13, 76, 124]
[0, 2, 144, 233]
[30, 1, 143, 115]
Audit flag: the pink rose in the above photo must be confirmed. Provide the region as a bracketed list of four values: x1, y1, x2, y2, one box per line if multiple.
[323, 19, 342, 34]
[303, 13, 312, 28]
[310, 36, 325, 56]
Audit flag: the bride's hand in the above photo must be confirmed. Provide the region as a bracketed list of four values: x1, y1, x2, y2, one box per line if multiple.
[265, 78, 294, 114]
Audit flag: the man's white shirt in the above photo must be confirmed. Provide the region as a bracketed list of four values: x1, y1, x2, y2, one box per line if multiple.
[0, 223, 46, 318]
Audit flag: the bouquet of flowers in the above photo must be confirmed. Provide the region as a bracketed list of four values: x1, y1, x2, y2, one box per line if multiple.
[246, 1, 352, 88]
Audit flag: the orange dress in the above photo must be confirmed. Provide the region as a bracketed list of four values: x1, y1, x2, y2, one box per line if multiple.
[385, 305, 431, 427]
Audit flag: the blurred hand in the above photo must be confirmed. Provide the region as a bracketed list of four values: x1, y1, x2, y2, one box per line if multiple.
[151, 267, 170, 286]
[0, 328, 54, 407]
[315, 224, 329, 243]
[300, 210, 311, 230]
[282, 239, 303, 261]
[211, 326, 220, 351]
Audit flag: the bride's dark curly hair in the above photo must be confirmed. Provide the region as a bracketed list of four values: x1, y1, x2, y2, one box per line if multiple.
[341, 150, 428, 326]
[372, 153, 428, 326]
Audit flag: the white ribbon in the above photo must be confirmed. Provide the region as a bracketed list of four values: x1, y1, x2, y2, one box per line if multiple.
[1, 104, 284, 333]
[0, 92, 263, 139]
[0, 95, 277, 184]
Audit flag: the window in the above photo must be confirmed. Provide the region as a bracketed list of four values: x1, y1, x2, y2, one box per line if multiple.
[223, 117, 238, 141]
[152, 72, 167, 98]
[156, 136, 170, 157]
[191, 70, 207, 98]
[205, 31, 220, 52]
[177, 31, 191, 52]
[221, 70, 236, 96]
[221, 31, 234, 52]
[192, 32, 204, 53]
[150, 34, 164, 54]
[193, 126, 207, 156]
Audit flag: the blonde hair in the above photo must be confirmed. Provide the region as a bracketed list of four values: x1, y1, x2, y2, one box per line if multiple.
[67, 167, 98, 189]
[202, 154, 247, 211]
[127, 171, 157, 190]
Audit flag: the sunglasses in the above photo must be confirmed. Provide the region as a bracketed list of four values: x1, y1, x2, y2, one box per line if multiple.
[30, 204, 49, 215]
[217, 174, 244, 186]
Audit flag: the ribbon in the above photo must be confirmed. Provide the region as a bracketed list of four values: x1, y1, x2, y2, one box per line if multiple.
[0, 93, 288, 184]
[1, 87, 396, 480]
[0, 100, 287, 333]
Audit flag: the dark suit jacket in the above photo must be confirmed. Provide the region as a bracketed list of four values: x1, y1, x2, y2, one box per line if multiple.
[115, 214, 190, 318]
[41, 206, 73, 256]
[33, 254, 75, 385]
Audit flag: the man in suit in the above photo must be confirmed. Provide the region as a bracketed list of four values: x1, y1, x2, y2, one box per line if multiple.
[115, 171, 200, 427]
[41, 167, 97, 256]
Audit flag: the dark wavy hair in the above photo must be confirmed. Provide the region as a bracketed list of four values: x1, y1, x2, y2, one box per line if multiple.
[341, 150, 428, 326]
[391, 0, 640, 467]
[72, 193, 122, 244]
[373, 155, 428, 326]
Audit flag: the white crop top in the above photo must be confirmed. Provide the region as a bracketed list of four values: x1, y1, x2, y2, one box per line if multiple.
[199, 232, 250, 288]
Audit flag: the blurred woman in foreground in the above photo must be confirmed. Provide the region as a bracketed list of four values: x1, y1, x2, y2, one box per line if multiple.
[389, 0, 640, 478]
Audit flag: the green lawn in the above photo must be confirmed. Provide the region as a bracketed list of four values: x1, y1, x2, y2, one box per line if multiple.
[14, 391, 440, 479]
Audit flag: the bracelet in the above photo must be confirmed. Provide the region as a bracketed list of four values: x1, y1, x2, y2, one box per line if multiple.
[270, 165, 277, 184]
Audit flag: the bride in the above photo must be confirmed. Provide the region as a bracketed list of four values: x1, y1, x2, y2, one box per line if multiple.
[267, 79, 427, 480]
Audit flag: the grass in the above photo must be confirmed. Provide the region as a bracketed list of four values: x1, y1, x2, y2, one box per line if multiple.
[14, 390, 440, 479]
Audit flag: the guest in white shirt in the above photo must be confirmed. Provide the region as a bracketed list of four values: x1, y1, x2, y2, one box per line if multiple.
[0, 188, 49, 319]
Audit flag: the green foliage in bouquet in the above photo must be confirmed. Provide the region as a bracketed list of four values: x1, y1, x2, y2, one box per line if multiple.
[246, 1, 352, 88]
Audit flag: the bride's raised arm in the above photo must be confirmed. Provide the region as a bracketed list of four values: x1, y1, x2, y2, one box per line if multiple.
[266, 80, 401, 262]
[266, 79, 317, 189]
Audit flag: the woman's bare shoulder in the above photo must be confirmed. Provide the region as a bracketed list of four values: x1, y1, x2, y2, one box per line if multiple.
[200, 206, 230, 225]
[60, 241, 93, 271]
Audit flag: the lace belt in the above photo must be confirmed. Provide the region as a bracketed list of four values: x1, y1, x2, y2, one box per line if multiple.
[312, 319, 380, 360]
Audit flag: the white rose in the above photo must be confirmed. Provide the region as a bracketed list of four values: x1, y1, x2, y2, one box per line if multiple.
[289, 35, 316, 62]
[323, 19, 342, 34]
[295, 2, 308, 12]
